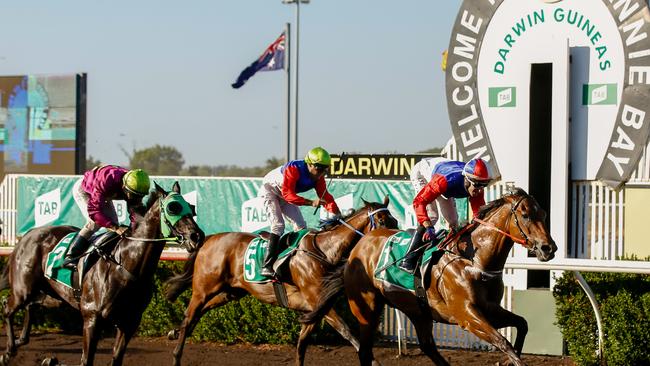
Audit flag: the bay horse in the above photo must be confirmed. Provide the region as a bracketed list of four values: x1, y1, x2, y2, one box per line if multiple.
[305, 187, 557, 366]
[0, 182, 205, 366]
[163, 197, 398, 366]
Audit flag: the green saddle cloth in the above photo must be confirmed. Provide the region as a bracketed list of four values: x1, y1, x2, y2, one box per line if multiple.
[44, 229, 114, 289]
[44, 232, 77, 288]
[374, 231, 443, 292]
[243, 229, 310, 283]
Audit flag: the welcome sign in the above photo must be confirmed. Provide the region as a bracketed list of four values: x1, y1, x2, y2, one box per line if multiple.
[446, 0, 650, 189]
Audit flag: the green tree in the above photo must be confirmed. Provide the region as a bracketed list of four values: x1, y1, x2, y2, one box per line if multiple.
[128, 145, 185, 175]
[417, 147, 443, 155]
[181, 157, 285, 177]
[85, 155, 102, 170]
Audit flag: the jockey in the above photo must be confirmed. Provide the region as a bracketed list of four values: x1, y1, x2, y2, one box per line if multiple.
[62, 166, 151, 269]
[258, 147, 341, 277]
[399, 157, 493, 273]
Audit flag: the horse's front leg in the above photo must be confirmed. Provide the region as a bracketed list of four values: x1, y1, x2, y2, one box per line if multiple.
[173, 290, 231, 366]
[111, 325, 137, 366]
[15, 303, 33, 346]
[79, 314, 102, 366]
[1, 297, 17, 365]
[323, 309, 382, 366]
[483, 303, 528, 358]
[295, 322, 317, 366]
[458, 304, 524, 366]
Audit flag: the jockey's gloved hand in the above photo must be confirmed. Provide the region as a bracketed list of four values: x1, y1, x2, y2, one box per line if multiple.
[422, 227, 436, 242]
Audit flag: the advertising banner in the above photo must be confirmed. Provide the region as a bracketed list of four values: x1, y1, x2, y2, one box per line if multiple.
[17, 176, 470, 236]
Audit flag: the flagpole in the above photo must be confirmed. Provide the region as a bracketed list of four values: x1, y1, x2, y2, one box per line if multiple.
[285, 22, 291, 163]
[283, 0, 308, 160]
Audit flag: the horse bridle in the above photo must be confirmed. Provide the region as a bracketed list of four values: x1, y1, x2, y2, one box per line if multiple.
[472, 195, 531, 248]
[337, 207, 391, 236]
[124, 194, 197, 251]
[510, 195, 532, 248]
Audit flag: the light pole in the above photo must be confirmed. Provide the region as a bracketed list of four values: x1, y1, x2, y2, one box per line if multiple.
[282, 0, 309, 160]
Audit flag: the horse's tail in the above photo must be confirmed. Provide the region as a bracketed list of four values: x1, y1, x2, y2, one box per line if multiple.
[164, 250, 198, 302]
[299, 263, 347, 324]
[0, 264, 9, 290]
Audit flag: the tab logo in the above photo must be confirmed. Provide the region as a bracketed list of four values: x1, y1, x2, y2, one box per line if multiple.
[489, 87, 516, 108]
[35, 188, 61, 227]
[583, 84, 617, 105]
[241, 197, 269, 232]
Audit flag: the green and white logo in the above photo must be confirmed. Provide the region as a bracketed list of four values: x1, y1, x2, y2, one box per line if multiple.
[35, 188, 61, 227]
[241, 197, 269, 232]
[489, 87, 517, 108]
[583, 84, 617, 105]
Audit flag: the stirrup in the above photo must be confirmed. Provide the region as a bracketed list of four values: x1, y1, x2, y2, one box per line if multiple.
[260, 267, 275, 277]
[399, 265, 416, 274]
[61, 259, 78, 270]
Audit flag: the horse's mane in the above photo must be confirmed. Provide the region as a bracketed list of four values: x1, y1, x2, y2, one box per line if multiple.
[129, 189, 164, 226]
[145, 189, 163, 211]
[475, 187, 527, 219]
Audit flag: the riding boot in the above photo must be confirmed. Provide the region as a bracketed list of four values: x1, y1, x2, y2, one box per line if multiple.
[62, 234, 90, 269]
[260, 233, 281, 277]
[398, 225, 427, 273]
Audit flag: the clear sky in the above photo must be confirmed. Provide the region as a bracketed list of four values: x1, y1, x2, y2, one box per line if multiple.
[0, 0, 462, 167]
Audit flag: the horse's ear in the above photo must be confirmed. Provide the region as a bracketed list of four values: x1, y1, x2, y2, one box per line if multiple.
[154, 181, 166, 195]
[361, 197, 369, 206]
[383, 195, 390, 207]
[172, 181, 181, 194]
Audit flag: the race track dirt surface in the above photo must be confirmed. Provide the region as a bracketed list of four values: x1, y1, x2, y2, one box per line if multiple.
[0, 333, 574, 366]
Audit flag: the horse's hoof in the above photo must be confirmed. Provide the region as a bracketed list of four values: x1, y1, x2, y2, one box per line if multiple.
[0, 353, 10, 366]
[167, 329, 179, 340]
[371, 360, 383, 366]
[41, 356, 59, 366]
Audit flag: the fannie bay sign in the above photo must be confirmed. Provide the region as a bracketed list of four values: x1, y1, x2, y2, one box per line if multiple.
[446, 0, 650, 189]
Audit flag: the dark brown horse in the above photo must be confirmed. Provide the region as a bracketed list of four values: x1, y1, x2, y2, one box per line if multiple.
[0, 182, 205, 366]
[305, 188, 557, 366]
[163, 197, 398, 366]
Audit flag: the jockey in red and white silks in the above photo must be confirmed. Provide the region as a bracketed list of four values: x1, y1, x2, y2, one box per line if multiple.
[258, 160, 340, 235]
[258, 147, 340, 277]
[400, 157, 493, 272]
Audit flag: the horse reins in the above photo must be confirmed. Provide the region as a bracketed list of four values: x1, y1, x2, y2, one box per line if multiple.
[471, 195, 529, 247]
[336, 207, 390, 237]
[305, 207, 391, 266]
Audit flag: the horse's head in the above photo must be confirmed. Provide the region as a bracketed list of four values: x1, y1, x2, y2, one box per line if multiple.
[359, 196, 399, 231]
[502, 188, 557, 262]
[153, 181, 205, 253]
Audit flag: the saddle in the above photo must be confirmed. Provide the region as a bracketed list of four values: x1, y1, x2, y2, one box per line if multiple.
[45, 230, 121, 296]
[244, 229, 311, 283]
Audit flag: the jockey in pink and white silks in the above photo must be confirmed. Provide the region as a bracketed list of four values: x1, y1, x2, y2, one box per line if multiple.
[258, 147, 340, 277]
[400, 157, 494, 272]
[62, 166, 150, 269]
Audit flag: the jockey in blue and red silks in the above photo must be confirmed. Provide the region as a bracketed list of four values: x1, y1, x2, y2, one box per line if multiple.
[400, 157, 494, 272]
[62, 165, 151, 269]
[258, 147, 341, 277]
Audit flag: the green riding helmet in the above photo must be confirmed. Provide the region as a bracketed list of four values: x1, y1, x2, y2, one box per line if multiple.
[123, 169, 151, 196]
[304, 147, 332, 166]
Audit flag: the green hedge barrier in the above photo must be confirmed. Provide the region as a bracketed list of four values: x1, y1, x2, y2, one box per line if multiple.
[0, 258, 356, 345]
[553, 271, 650, 366]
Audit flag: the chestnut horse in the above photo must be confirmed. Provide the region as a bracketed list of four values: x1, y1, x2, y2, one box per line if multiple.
[305, 188, 557, 366]
[0, 182, 205, 366]
[163, 197, 398, 366]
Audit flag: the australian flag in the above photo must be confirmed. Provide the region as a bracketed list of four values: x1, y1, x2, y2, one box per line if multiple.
[232, 32, 286, 89]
